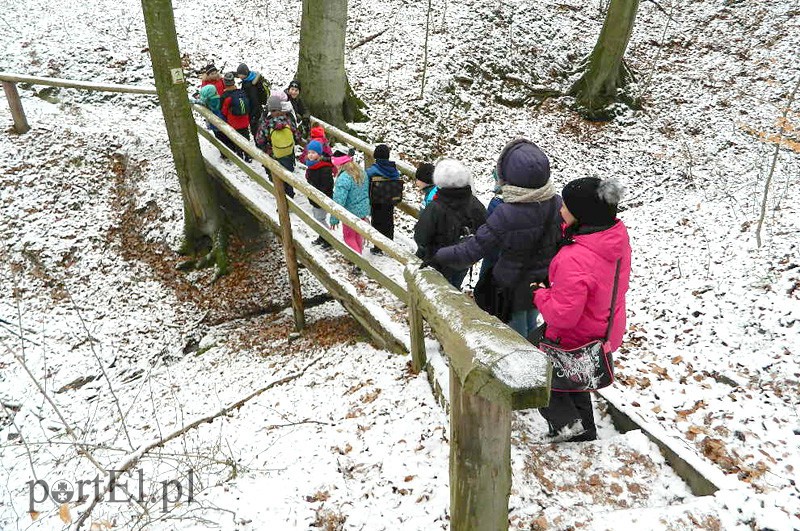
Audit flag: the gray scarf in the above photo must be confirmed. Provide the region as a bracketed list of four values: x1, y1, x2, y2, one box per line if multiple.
[501, 178, 556, 203]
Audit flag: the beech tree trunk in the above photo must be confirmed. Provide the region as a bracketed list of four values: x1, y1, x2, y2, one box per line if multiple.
[569, 0, 640, 119]
[141, 0, 228, 276]
[296, 0, 365, 128]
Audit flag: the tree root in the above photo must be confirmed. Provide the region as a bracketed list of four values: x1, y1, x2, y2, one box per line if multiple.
[175, 226, 230, 281]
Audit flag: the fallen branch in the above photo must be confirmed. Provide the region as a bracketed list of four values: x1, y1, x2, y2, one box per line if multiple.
[73, 354, 324, 528]
[349, 28, 389, 51]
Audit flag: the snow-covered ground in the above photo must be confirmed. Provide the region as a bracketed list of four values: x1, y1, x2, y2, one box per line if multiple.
[1, 0, 799, 529]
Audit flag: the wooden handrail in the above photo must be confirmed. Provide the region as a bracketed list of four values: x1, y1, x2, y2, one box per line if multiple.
[310, 117, 422, 220]
[404, 266, 551, 409]
[195, 126, 408, 301]
[193, 105, 416, 266]
[0, 72, 157, 94]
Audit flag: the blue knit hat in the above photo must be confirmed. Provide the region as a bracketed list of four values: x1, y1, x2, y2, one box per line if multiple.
[307, 140, 323, 155]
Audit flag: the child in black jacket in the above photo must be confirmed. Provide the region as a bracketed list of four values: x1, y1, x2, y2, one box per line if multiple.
[414, 158, 487, 289]
[304, 140, 334, 248]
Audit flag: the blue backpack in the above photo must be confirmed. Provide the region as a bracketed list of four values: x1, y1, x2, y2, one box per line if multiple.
[228, 89, 250, 116]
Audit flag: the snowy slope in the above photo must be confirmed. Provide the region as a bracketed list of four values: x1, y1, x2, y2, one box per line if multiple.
[1, 0, 799, 529]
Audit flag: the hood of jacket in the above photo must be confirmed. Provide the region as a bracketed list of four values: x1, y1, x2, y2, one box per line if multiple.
[571, 220, 629, 263]
[435, 186, 473, 210]
[496, 139, 550, 189]
[367, 159, 400, 179]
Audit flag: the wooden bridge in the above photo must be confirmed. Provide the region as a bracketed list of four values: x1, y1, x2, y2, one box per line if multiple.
[1, 72, 735, 530]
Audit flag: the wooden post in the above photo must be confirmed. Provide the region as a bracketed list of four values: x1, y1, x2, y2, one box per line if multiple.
[450, 366, 512, 531]
[2, 82, 30, 134]
[272, 172, 305, 331]
[363, 150, 375, 170]
[407, 286, 426, 372]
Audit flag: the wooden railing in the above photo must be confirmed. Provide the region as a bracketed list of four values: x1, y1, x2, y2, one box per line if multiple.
[1, 71, 552, 530]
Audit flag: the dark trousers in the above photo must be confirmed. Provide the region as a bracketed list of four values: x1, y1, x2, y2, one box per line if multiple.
[539, 391, 596, 438]
[249, 111, 262, 139]
[264, 155, 295, 198]
[371, 202, 395, 240]
[214, 130, 233, 158]
[233, 128, 251, 160]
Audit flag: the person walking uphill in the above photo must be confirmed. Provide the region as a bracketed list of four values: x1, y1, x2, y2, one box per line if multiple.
[220, 73, 253, 162]
[533, 177, 631, 443]
[236, 63, 270, 138]
[329, 146, 371, 264]
[414, 159, 487, 289]
[191, 84, 229, 158]
[255, 95, 303, 197]
[431, 139, 562, 338]
[366, 144, 402, 255]
[200, 63, 225, 96]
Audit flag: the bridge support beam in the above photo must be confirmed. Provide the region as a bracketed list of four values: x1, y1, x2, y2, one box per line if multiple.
[272, 172, 306, 332]
[450, 366, 512, 531]
[2, 81, 30, 134]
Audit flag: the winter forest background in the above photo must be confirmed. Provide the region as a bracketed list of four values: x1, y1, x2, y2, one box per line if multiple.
[1, 0, 799, 529]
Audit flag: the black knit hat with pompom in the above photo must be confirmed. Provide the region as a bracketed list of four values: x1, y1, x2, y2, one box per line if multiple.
[562, 177, 624, 226]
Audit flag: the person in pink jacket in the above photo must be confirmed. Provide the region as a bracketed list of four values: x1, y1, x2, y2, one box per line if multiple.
[533, 177, 631, 442]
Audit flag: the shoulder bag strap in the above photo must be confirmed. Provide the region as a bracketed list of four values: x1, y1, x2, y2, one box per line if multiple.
[603, 259, 623, 342]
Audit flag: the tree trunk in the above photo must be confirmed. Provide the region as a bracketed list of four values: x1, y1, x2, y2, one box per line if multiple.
[141, 0, 229, 276]
[296, 0, 366, 128]
[569, 0, 640, 119]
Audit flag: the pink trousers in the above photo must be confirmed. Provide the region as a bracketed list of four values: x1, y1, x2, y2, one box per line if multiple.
[342, 220, 366, 254]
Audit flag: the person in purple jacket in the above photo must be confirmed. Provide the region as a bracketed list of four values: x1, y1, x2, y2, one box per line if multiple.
[534, 177, 631, 442]
[432, 139, 562, 338]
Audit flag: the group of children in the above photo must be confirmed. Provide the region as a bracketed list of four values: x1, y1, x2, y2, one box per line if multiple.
[193, 62, 308, 166]
[191, 62, 497, 280]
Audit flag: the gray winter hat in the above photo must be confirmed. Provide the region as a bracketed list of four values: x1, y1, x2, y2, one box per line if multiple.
[267, 95, 283, 112]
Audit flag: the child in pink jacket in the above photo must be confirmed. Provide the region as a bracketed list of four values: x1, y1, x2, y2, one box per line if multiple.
[533, 177, 631, 443]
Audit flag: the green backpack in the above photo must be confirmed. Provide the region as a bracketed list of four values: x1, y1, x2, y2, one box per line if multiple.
[271, 127, 295, 158]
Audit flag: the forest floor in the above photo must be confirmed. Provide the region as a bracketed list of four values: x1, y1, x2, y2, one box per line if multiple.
[1, 0, 799, 529]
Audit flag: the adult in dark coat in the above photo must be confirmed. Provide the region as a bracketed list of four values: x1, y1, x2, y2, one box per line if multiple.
[433, 139, 562, 338]
[285, 80, 309, 138]
[414, 159, 487, 289]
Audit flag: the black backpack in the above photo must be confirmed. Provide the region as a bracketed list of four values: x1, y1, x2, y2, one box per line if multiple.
[370, 176, 404, 206]
[255, 76, 270, 106]
[227, 89, 250, 116]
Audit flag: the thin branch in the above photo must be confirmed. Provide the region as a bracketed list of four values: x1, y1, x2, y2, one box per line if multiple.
[420, 0, 433, 99]
[0, 402, 38, 481]
[756, 76, 800, 247]
[349, 28, 389, 51]
[0, 322, 42, 347]
[73, 355, 324, 529]
[1, 339, 106, 473]
[65, 287, 134, 450]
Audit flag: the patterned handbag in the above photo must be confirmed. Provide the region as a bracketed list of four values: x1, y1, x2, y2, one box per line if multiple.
[531, 259, 621, 392]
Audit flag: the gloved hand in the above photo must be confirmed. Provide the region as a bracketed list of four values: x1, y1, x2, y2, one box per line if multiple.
[420, 256, 439, 269]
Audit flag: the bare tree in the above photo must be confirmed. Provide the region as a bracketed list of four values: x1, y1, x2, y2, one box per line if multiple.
[569, 0, 641, 119]
[141, 0, 229, 277]
[295, 0, 366, 128]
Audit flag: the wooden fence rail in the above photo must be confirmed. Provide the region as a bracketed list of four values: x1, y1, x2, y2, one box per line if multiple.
[1, 72, 553, 530]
